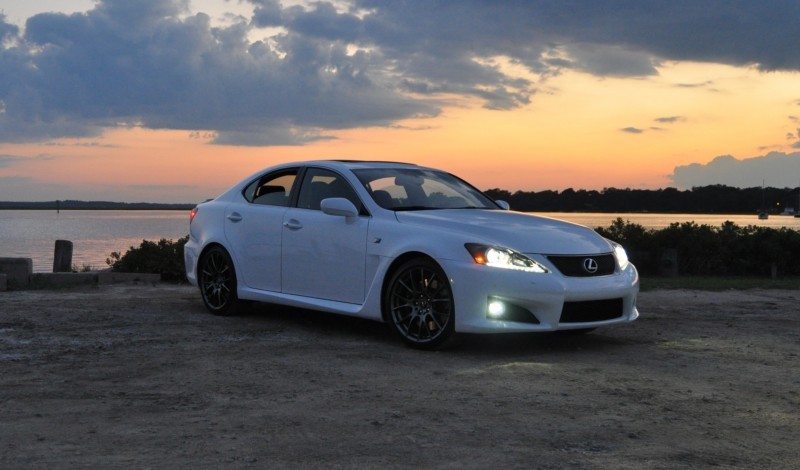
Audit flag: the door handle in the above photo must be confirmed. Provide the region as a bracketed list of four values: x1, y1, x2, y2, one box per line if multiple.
[283, 219, 303, 230]
[227, 212, 243, 223]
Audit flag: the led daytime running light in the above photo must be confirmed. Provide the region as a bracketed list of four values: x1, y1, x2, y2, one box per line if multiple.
[613, 243, 630, 270]
[465, 244, 548, 273]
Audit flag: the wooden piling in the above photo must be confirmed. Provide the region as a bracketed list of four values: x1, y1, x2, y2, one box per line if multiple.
[53, 240, 73, 273]
[659, 248, 679, 277]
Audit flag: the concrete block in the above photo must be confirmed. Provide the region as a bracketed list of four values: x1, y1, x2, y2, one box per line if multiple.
[29, 272, 98, 288]
[97, 272, 161, 284]
[0, 258, 33, 290]
[0, 273, 7, 292]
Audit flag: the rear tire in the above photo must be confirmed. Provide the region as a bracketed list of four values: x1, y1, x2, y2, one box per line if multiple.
[198, 246, 243, 316]
[384, 258, 455, 350]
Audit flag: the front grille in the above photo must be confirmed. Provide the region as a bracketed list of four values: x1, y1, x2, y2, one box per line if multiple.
[560, 298, 623, 323]
[547, 254, 615, 277]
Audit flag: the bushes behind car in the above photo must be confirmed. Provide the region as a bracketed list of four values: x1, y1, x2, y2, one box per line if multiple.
[105, 220, 800, 280]
[597, 218, 800, 277]
[107, 236, 189, 282]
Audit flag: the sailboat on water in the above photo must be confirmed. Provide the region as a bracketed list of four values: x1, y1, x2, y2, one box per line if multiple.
[758, 181, 769, 220]
[795, 184, 800, 218]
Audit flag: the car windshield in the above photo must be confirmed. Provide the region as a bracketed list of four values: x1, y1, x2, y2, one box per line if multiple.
[353, 168, 499, 211]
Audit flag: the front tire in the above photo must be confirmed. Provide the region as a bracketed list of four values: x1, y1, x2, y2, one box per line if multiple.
[198, 246, 242, 316]
[384, 258, 455, 349]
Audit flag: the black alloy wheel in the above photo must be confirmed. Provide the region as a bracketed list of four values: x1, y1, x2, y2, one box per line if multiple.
[385, 258, 455, 349]
[199, 246, 241, 316]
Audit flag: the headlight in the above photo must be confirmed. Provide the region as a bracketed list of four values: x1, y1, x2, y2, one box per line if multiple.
[465, 244, 549, 273]
[613, 243, 630, 271]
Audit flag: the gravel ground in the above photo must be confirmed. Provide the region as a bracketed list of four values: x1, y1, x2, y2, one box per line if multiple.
[1, 284, 799, 469]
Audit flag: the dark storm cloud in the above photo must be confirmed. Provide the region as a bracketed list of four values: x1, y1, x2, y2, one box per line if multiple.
[671, 152, 800, 188]
[655, 116, 685, 124]
[0, 14, 19, 40]
[1, 0, 799, 145]
[42, 141, 119, 148]
[282, 2, 363, 42]
[521, 0, 800, 71]
[558, 44, 658, 77]
[0, 154, 24, 167]
[621, 122, 670, 134]
[128, 184, 197, 191]
[621, 127, 644, 134]
[250, 0, 283, 27]
[0, 0, 436, 145]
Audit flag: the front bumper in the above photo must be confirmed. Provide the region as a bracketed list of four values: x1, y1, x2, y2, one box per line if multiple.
[441, 258, 639, 333]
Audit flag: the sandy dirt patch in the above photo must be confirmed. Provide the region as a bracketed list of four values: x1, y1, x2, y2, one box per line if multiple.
[1, 284, 799, 468]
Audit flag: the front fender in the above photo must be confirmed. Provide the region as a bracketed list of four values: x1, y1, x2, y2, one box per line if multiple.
[367, 216, 488, 263]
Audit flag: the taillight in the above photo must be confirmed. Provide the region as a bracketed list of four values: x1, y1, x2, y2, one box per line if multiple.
[189, 207, 198, 224]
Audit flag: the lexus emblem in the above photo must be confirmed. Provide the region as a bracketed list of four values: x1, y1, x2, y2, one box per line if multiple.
[583, 258, 599, 274]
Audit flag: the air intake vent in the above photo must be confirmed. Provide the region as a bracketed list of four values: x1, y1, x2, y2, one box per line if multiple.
[560, 298, 623, 323]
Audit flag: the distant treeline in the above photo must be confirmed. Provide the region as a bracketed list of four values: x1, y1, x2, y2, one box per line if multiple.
[0, 200, 195, 210]
[485, 185, 800, 214]
[3, 184, 800, 213]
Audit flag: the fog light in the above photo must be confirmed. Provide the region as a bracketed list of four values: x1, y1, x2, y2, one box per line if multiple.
[488, 300, 505, 318]
[486, 298, 540, 324]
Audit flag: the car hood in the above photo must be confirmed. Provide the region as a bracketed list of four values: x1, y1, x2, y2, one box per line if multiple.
[394, 210, 612, 255]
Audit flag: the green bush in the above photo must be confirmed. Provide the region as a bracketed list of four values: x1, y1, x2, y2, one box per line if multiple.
[596, 218, 800, 277]
[107, 236, 189, 281]
[107, 222, 800, 280]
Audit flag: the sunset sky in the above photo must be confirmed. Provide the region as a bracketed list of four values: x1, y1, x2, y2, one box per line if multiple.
[1, 0, 800, 203]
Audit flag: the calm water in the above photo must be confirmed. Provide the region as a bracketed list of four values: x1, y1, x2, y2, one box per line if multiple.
[0, 210, 189, 272]
[2, 209, 799, 272]
[542, 212, 800, 230]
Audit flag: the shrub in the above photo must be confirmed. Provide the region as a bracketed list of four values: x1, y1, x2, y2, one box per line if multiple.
[107, 236, 189, 282]
[596, 219, 800, 277]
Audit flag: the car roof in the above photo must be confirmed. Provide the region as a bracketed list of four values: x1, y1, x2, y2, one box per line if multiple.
[308, 160, 430, 171]
[233, 160, 439, 192]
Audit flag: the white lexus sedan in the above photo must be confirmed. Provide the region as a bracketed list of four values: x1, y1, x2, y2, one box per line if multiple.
[184, 160, 639, 349]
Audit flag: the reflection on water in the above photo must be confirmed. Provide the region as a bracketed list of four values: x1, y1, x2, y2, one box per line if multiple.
[538, 212, 800, 230]
[0, 210, 189, 272]
[1, 210, 799, 272]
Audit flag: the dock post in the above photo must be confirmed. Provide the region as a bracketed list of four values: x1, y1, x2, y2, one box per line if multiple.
[658, 248, 679, 277]
[53, 240, 73, 272]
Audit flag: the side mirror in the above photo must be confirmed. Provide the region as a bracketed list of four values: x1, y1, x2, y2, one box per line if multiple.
[321, 198, 359, 219]
[495, 200, 510, 210]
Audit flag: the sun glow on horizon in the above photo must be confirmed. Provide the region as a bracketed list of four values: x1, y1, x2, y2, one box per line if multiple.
[1, 63, 798, 202]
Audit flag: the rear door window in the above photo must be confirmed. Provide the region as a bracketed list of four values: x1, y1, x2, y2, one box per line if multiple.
[242, 170, 298, 207]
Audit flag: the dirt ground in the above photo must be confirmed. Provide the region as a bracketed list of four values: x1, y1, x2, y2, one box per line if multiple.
[1, 284, 798, 469]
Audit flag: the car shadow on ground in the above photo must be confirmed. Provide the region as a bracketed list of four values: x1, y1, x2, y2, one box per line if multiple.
[229, 300, 638, 356]
[456, 330, 637, 356]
